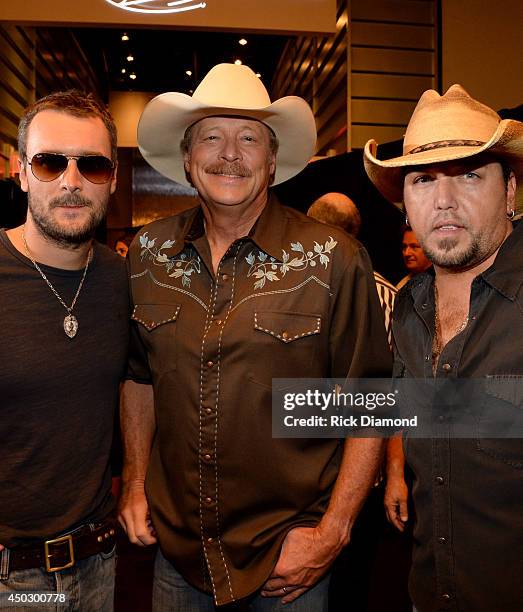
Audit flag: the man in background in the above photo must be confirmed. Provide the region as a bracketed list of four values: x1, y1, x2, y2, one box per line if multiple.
[396, 226, 431, 289]
[384, 222, 432, 531]
[307, 191, 396, 346]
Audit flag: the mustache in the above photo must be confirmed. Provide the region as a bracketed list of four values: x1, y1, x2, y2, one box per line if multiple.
[204, 162, 252, 177]
[49, 193, 93, 209]
[431, 216, 467, 230]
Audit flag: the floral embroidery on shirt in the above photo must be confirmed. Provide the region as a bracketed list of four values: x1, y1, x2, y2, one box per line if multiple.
[139, 232, 201, 288]
[245, 237, 337, 290]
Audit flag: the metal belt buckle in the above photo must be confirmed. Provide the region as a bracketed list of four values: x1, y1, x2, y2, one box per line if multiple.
[44, 534, 75, 572]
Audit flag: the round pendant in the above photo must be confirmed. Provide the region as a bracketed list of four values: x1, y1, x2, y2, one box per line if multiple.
[64, 314, 79, 338]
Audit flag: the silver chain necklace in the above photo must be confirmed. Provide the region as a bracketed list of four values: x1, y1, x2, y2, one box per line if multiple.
[22, 227, 92, 338]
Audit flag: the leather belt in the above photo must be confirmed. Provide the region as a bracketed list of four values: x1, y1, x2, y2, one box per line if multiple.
[8, 518, 116, 573]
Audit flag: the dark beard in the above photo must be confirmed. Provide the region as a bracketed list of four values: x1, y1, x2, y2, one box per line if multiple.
[423, 236, 481, 269]
[29, 192, 107, 247]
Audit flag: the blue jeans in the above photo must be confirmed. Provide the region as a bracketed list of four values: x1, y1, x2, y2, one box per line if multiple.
[0, 545, 115, 611]
[153, 548, 330, 611]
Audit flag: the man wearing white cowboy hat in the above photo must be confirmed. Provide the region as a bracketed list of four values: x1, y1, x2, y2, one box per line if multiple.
[365, 84, 523, 611]
[119, 63, 391, 609]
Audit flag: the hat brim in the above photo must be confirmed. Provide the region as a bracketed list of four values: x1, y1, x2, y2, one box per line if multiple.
[137, 92, 317, 186]
[364, 119, 523, 205]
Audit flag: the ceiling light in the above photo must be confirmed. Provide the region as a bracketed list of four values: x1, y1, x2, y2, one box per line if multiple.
[255, 73, 261, 78]
[106, 0, 207, 14]
[234, 59, 242, 66]
[185, 70, 192, 76]
[127, 54, 134, 62]
[121, 68, 126, 74]
[129, 73, 137, 80]
[121, 33, 129, 41]
[238, 38, 247, 46]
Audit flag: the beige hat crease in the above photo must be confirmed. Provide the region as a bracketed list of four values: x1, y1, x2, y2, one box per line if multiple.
[137, 63, 317, 186]
[363, 84, 523, 204]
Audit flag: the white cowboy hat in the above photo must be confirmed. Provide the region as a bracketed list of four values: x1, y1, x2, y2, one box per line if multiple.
[137, 63, 317, 186]
[364, 84, 523, 203]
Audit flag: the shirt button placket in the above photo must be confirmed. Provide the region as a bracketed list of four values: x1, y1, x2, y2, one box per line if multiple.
[432, 439, 453, 608]
[198, 254, 237, 597]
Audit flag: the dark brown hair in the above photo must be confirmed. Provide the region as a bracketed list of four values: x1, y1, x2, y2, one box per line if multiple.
[18, 90, 117, 162]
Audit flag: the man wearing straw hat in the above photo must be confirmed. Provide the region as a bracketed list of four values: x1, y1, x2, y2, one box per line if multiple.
[119, 63, 391, 610]
[365, 85, 523, 611]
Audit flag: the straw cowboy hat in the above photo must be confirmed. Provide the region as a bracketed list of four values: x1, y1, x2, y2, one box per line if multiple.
[137, 63, 317, 186]
[364, 84, 523, 204]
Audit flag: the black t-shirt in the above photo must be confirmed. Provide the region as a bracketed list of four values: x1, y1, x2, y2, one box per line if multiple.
[0, 230, 129, 546]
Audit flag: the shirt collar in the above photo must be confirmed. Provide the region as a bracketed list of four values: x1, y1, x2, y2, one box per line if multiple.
[481, 221, 523, 300]
[166, 206, 204, 257]
[174, 192, 287, 262]
[247, 192, 287, 262]
[405, 222, 523, 303]
[407, 268, 435, 309]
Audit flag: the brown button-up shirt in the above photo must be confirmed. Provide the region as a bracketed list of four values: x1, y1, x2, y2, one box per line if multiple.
[128, 195, 391, 604]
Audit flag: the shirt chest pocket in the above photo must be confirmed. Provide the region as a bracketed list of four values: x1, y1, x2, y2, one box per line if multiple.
[476, 375, 523, 469]
[132, 303, 181, 376]
[248, 311, 322, 390]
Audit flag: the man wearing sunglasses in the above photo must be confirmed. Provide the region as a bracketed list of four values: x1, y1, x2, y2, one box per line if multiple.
[0, 90, 129, 610]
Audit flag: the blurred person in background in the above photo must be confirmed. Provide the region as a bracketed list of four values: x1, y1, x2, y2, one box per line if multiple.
[396, 226, 431, 290]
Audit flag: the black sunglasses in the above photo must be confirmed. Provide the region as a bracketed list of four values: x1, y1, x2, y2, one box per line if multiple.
[28, 152, 115, 184]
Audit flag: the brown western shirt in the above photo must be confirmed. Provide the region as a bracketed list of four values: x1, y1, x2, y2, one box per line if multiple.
[393, 222, 523, 612]
[127, 195, 391, 604]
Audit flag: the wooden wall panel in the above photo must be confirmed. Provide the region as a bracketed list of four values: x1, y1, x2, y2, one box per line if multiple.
[351, 22, 434, 49]
[315, 58, 346, 121]
[351, 0, 435, 24]
[351, 125, 406, 149]
[351, 47, 434, 75]
[351, 73, 434, 100]
[272, 34, 318, 105]
[348, 0, 437, 149]
[0, 25, 103, 178]
[317, 92, 346, 153]
[272, 0, 349, 155]
[271, 0, 438, 156]
[0, 25, 35, 176]
[35, 29, 100, 98]
[352, 99, 417, 125]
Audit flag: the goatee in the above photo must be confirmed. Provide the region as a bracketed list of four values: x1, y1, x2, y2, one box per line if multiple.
[423, 237, 480, 269]
[28, 192, 108, 247]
